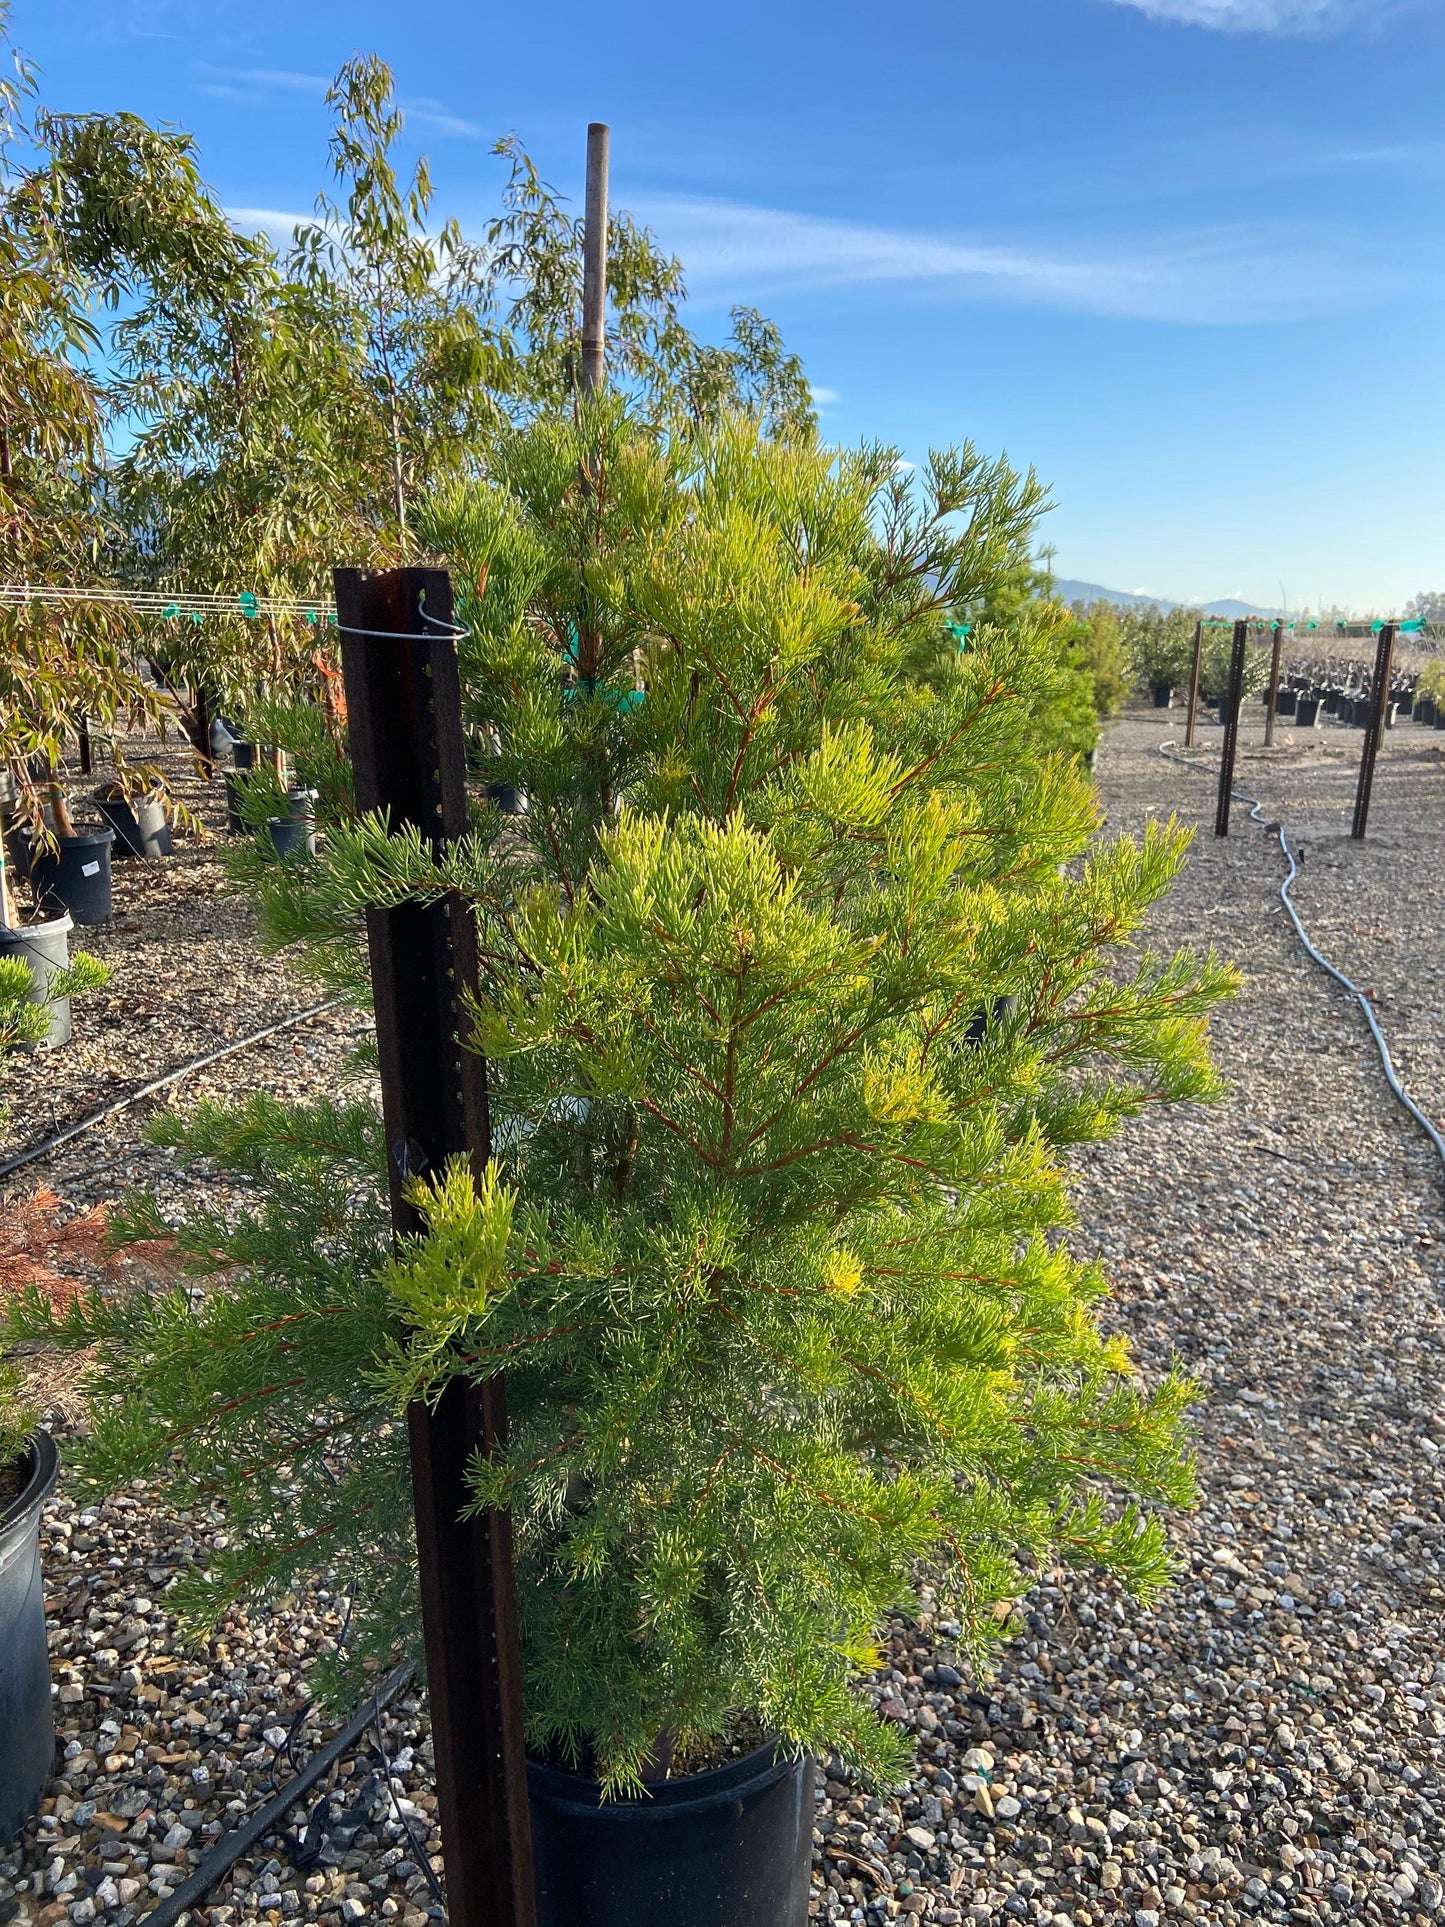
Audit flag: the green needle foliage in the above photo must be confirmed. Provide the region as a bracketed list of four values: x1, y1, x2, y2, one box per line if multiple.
[14, 407, 1235, 1792]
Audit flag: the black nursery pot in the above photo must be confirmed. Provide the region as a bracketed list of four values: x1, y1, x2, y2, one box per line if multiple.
[1150, 681, 1172, 709]
[29, 828, 114, 926]
[0, 1431, 60, 1848]
[1277, 688, 1297, 716]
[527, 1744, 815, 1927]
[1295, 696, 1321, 728]
[92, 787, 173, 860]
[0, 913, 74, 1048]
[223, 771, 249, 834]
[265, 815, 316, 861]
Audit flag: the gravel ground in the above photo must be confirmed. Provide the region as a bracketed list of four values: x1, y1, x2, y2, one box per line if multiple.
[1, 730, 364, 1211]
[5, 701, 1445, 1927]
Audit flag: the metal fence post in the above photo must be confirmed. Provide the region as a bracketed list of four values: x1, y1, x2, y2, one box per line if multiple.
[1214, 620, 1249, 838]
[1184, 619, 1204, 749]
[335, 564, 537, 1927]
[1351, 622, 1396, 842]
[1264, 621, 1285, 748]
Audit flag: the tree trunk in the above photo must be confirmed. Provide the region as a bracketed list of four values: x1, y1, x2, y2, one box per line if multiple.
[47, 766, 75, 839]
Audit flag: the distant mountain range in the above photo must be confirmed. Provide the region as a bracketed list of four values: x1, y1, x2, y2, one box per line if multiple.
[1052, 578, 1282, 620]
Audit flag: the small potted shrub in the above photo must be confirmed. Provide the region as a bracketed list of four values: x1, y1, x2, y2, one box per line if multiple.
[1123, 606, 1198, 708]
[17, 414, 1231, 1925]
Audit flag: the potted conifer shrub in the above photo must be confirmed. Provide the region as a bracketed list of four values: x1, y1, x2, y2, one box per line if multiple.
[15, 412, 1231, 1925]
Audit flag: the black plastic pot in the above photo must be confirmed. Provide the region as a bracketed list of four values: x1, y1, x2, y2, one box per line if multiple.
[1325, 689, 1341, 715]
[964, 995, 1018, 1046]
[1417, 698, 1435, 727]
[223, 771, 249, 834]
[0, 1430, 60, 1848]
[527, 1744, 814, 1927]
[1150, 682, 1172, 709]
[92, 787, 173, 860]
[0, 913, 74, 1048]
[1295, 697, 1321, 728]
[2, 824, 31, 883]
[29, 828, 114, 926]
[265, 815, 316, 861]
[232, 740, 258, 772]
[1277, 689, 1297, 716]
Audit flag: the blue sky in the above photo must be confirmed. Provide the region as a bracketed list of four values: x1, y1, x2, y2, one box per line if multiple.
[26, 0, 1445, 612]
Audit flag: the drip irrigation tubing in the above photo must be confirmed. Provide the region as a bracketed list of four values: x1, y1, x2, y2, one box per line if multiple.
[1157, 738, 1445, 1185]
[0, 999, 347, 1183]
[138, 1662, 415, 1927]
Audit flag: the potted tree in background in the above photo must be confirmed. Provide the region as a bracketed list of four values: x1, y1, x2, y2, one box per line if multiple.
[17, 407, 1232, 1925]
[0, 59, 173, 929]
[1123, 605, 1198, 708]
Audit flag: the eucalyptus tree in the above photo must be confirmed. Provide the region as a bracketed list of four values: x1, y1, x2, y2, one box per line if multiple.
[0, 10, 166, 845]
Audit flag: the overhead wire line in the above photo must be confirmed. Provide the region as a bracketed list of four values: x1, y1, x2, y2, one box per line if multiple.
[0, 584, 336, 623]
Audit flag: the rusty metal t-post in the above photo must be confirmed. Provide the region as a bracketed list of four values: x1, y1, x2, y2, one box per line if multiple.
[1184, 619, 1204, 748]
[1352, 622, 1396, 842]
[1214, 620, 1249, 838]
[1264, 621, 1285, 748]
[335, 566, 536, 1927]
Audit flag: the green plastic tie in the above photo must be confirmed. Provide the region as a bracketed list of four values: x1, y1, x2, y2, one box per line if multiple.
[238, 592, 260, 619]
[162, 602, 179, 619]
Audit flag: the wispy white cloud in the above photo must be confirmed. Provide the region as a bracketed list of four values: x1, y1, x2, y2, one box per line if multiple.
[809, 384, 841, 406]
[403, 96, 487, 140]
[633, 193, 1407, 324]
[227, 206, 313, 243]
[198, 66, 485, 136]
[199, 64, 328, 94]
[1098, 0, 1408, 34]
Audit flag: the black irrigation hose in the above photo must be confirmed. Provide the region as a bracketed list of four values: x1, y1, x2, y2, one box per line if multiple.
[139, 1662, 415, 1927]
[0, 1000, 346, 1183]
[1157, 739, 1445, 1186]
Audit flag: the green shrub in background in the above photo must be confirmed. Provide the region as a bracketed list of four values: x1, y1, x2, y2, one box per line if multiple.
[1123, 606, 1199, 696]
[17, 409, 1233, 1792]
[1197, 624, 1270, 705]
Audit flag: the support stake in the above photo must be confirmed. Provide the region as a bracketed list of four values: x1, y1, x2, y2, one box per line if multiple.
[1184, 619, 1204, 749]
[1351, 622, 1396, 842]
[581, 123, 610, 396]
[1264, 622, 1284, 749]
[1214, 620, 1248, 838]
[335, 565, 536, 1927]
